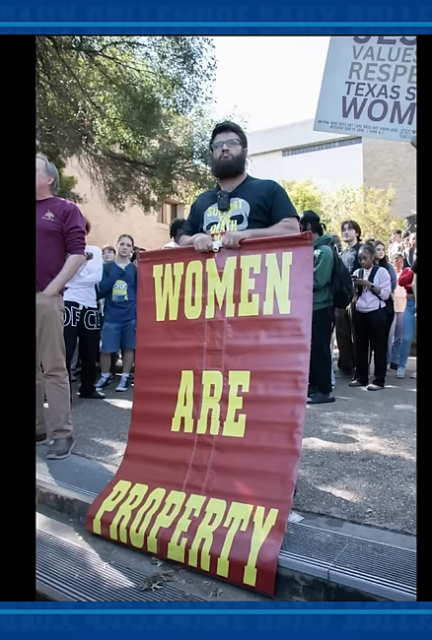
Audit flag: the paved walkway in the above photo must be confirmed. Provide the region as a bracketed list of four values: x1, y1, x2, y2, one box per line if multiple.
[61, 358, 416, 536]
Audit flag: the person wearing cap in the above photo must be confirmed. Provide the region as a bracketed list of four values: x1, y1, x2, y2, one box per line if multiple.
[179, 121, 299, 251]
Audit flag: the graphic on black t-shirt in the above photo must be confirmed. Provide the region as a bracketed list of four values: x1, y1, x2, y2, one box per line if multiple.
[203, 197, 251, 240]
[182, 175, 299, 239]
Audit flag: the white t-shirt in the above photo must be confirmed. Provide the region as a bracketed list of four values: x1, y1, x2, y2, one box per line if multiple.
[64, 245, 103, 308]
[163, 240, 179, 249]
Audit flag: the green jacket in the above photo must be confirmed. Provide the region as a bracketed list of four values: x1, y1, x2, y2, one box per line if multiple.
[313, 234, 334, 311]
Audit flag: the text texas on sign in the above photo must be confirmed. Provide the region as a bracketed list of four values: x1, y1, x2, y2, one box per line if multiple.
[314, 36, 416, 143]
[86, 234, 313, 596]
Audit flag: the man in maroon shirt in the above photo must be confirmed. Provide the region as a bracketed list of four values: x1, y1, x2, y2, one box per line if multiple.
[36, 154, 87, 460]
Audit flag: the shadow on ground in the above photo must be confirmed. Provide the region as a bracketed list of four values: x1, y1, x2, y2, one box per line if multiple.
[66, 363, 416, 535]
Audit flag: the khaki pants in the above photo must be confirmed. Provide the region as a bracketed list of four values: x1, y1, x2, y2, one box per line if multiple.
[36, 293, 73, 440]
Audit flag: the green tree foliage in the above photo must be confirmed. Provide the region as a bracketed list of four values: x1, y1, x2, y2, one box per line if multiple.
[280, 180, 323, 217]
[36, 36, 217, 209]
[281, 180, 402, 242]
[322, 185, 400, 242]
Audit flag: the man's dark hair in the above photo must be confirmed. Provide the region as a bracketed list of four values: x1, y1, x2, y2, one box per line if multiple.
[341, 220, 362, 241]
[210, 121, 248, 150]
[170, 217, 186, 239]
[299, 210, 326, 237]
[393, 229, 402, 236]
[402, 230, 410, 239]
[117, 234, 134, 246]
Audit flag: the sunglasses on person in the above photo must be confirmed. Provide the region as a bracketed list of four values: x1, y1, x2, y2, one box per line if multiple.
[212, 138, 242, 151]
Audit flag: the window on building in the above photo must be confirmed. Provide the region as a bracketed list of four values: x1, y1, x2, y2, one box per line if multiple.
[157, 202, 178, 224]
[282, 137, 361, 157]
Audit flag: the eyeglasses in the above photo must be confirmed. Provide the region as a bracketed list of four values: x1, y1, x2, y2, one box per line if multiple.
[212, 138, 242, 151]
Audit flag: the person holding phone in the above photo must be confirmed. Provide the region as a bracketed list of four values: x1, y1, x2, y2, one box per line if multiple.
[350, 244, 392, 391]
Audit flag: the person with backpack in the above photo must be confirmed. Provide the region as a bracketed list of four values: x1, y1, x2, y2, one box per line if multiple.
[299, 211, 337, 405]
[96, 234, 138, 393]
[350, 244, 392, 391]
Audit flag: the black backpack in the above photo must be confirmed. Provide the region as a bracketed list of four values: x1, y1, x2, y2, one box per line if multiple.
[330, 246, 354, 309]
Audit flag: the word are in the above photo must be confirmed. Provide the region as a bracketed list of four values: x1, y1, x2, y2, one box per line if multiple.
[172, 370, 250, 438]
[92, 480, 279, 587]
[153, 252, 293, 322]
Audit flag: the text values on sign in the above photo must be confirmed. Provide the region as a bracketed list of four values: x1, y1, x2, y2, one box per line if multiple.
[344, 36, 416, 127]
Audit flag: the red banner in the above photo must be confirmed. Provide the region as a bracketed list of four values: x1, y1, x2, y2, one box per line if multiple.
[86, 233, 313, 596]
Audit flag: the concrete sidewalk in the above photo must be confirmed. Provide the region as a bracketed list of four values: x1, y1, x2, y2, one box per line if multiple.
[59, 358, 416, 536]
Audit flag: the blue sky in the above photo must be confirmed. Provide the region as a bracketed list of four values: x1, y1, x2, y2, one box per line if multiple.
[212, 36, 330, 132]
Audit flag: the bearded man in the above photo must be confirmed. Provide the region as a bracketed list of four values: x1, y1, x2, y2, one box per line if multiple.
[179, 121, 299, 252]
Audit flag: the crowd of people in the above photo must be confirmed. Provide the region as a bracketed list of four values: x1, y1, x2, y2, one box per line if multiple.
[36, 120, 417, 460]
[61, 214, 418, 412]
[297, 214, 417, 404]
[333, 223, 417, 397]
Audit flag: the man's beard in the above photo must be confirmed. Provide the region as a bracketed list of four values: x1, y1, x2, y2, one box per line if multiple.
[211, 151, 247, 180]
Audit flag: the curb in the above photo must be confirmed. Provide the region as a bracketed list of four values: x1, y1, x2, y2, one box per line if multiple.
[36, 479, 397, 602]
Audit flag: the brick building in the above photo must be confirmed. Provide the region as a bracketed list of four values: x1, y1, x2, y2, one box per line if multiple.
[66, 157, 186, 251]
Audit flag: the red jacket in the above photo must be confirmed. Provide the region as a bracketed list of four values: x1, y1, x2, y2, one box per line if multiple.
[398, 268, 414, 294]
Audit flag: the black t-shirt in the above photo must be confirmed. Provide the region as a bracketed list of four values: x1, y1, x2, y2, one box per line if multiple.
[182, 175, 298, 238]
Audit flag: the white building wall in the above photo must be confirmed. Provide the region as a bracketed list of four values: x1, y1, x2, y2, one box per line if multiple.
[248, 143, 364, 191]
[248, 119, 346, 155]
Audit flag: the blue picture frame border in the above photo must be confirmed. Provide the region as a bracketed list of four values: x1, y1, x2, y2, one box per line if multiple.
[22, 2, 427, 633]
